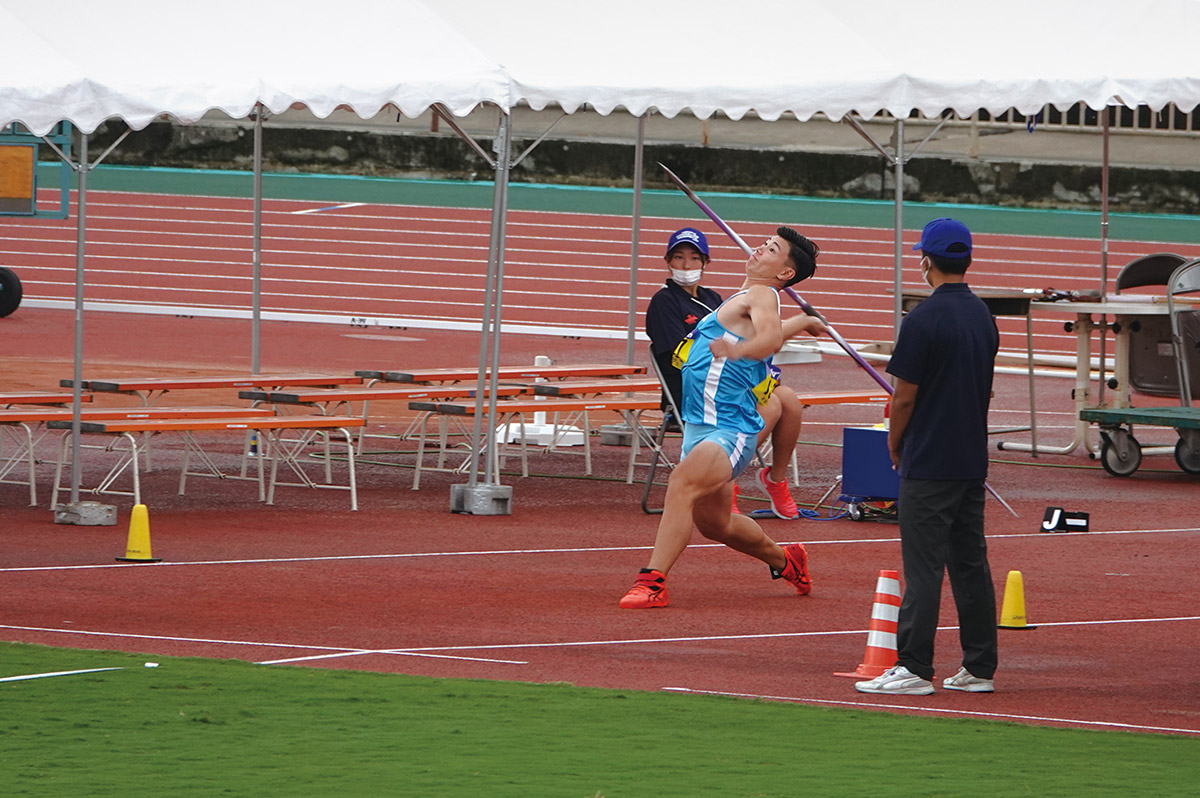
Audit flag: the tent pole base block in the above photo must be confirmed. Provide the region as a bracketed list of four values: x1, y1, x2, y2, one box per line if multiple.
[53, 501, 117, 526]
[450, 483, 513, 515]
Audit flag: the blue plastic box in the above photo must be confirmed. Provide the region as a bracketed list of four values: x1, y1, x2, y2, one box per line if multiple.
[841, 426, 899, 500]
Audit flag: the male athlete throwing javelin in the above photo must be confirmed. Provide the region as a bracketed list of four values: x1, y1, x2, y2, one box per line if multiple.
[620, 227, 828, 609]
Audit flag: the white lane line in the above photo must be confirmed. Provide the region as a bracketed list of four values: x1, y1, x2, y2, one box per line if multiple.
[290, 202, 367, 215]
[1, 527, 1196, 574]
[7, 617, 1195, 667]
[659, 687, 1200, 736]
[0, 624, 526, 666]
[0, 667, 124, 683]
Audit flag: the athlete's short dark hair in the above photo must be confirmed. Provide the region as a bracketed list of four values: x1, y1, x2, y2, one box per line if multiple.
[777, 226, 818, 286]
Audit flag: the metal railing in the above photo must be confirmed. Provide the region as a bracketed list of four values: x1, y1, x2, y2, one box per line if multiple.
[860, 103, 1200, 135]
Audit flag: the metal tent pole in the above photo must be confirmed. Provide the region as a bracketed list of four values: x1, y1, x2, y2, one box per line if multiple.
[892, 118, 905, 336]
[39, 125, 129, 524]
[483, 113, 513, 485]
[1097, 109, 1111, 407]
[452, 110, 514, 515]
[68, 132, 88, 507]
[252, 103, 264, 373]
[625, 114, 646, 365]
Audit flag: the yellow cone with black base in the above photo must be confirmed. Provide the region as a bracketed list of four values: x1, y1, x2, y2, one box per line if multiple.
[997, 569, 1035, 629]
[116, 504, 161, 563]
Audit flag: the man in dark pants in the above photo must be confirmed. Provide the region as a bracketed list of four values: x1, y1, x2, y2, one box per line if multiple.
[855, 217, 1000, 695]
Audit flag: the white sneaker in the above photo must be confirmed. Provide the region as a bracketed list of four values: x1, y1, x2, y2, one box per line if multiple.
[942, 667, 995, 693]
[854, 665, 934, 695]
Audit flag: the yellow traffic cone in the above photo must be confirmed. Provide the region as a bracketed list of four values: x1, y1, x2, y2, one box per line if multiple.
[997, 570, 1035, 629]
[116, 504, 162, 563]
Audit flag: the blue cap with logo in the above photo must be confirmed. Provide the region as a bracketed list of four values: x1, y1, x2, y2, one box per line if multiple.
[913, 218, 972, 258]
[665, 227, 709, 258]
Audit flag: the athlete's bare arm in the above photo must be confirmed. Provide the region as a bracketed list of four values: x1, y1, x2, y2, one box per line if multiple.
[782, 312, 828, 340]
[709, 285, 783, 361]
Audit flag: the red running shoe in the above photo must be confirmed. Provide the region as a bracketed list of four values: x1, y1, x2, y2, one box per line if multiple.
[757, 467, 799, 519]
[731, 483, 741, 515]
[619, 569, 670, 609]
[771, 543, 812, 595]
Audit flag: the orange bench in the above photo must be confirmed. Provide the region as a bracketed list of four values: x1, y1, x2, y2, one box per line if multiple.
[1, 406, 275, 507]
[796, 390, 890, 408]
[61, 373, 364, 405]
[405, 396, 663, 488]
[0, 391, 94, 407]
[376, 363, 646, 384]
[47, 414, 365, 510]
[530, 378, 663, 397]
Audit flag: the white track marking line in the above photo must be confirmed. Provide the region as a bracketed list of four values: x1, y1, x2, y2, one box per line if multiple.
[290, 202, 366, 215]
[2, 526, 1196, 574]
[0, 625, 526, 666]
[5, 617, 1195, 666]
[0, 667, 124, 683]
[659, 687, 1200, 736]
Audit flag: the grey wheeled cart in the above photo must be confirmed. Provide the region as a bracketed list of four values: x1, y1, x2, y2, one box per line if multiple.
[1079, 406, 1200, 476]
[1082, 258, 1200, 476]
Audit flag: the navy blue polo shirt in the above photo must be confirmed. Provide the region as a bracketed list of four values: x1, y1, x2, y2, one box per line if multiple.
[646, 280, 722, 411]
[645, 280, 722, 357]
[885, 282, 998, 480]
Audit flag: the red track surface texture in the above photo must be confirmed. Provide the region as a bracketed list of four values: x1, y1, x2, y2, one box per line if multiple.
[2, 189, 1188, 359]
[1, 192, 1198, 737]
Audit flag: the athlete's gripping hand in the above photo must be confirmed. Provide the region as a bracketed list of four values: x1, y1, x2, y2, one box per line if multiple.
[708, 338, 740, 361]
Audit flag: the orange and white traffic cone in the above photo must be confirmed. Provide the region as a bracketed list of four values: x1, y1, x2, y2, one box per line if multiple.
[835, 569, 901, 678]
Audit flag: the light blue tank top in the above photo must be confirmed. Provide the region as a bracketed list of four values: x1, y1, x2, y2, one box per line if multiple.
[679, 289, 773, 435]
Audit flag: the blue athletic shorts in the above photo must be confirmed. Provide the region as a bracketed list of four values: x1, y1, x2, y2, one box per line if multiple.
[681, 422, 757, 480]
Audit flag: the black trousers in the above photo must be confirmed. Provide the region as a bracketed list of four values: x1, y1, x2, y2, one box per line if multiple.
[895, 478, 998, 681]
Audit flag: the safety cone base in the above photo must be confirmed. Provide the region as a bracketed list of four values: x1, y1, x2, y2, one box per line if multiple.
[116, 555, 162, 563]
[834, 664, 890, 679]
[997, 622, 1037, 630]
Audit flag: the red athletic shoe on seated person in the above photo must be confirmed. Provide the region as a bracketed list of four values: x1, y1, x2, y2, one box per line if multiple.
[757, 467, 799, 519]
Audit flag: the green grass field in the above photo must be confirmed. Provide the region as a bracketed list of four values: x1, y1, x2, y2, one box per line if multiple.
[1, 642, 1194, 797]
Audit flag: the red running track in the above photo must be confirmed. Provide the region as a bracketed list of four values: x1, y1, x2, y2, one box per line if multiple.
[0, 312, 1197, 736]
[0, 189, 1183, 360]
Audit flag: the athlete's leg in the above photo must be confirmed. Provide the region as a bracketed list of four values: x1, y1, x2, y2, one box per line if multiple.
[693, 488, 787, 570]
[644, 441, 734, 574]
[762, 386, 802, 484]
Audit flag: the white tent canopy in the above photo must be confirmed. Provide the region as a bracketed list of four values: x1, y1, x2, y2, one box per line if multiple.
[4, 0, 1200, 133]
[0, 0, 512, 136]
[446, 0, 1200, 121]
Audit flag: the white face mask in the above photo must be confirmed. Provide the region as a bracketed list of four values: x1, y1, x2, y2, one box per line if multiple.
[671, 268, 703, 286]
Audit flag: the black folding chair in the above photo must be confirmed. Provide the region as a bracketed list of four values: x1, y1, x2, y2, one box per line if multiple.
[641, 345, 684, 514]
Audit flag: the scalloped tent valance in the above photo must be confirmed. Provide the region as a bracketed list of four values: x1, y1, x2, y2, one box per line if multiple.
[3, 0, 1198, 136]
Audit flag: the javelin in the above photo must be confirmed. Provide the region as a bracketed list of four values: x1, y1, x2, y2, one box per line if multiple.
[658, 163, 892, 395]
[658, 163, 1018, 517]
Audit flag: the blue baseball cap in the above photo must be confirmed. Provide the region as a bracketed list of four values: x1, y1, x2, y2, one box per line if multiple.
[665, 227, 709, 258]
[913, 218, 972, 258]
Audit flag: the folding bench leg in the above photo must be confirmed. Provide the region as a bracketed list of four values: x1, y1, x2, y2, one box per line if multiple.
[0, 423, 39, 506]
[54, 431, 143, 506]
[412, 412, 433, 490]
[265, 427, 358, 511]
